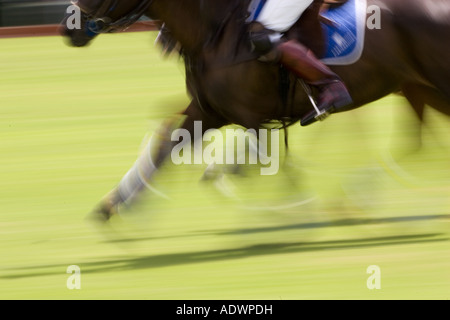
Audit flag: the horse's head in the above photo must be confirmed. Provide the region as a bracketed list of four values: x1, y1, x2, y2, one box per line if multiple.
[60, 0, 153, 47]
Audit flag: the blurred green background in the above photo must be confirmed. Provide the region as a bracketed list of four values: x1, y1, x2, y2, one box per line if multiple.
[0, 32, 449, 299]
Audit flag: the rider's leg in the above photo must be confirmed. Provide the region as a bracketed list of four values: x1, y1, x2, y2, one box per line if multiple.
[278, 40, 353, 124]
[249, 0, 353, 125]
[250, 28, 353, 126]
[256, 0, 315, 33]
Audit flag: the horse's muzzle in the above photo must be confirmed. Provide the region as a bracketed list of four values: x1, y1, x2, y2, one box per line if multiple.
[59, 13, 98, 47]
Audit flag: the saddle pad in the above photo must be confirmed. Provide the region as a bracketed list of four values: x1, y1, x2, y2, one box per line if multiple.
[320, 0, 367, 65]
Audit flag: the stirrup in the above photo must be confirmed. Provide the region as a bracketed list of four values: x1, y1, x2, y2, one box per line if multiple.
[299, 80, 331, 122]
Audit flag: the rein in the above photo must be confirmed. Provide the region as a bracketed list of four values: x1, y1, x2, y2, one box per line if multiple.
[73, 0, 154, 33]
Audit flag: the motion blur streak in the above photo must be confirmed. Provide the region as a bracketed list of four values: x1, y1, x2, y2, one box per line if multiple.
[0, 3, 449, 299]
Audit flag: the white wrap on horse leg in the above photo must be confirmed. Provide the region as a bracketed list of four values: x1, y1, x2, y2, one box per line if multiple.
[117, 133, 170, 205]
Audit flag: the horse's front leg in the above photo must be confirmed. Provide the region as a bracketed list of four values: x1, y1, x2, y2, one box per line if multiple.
[91, 101, 227, 222]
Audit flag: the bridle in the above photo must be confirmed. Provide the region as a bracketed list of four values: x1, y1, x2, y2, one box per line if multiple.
[73, 0, 154, 33]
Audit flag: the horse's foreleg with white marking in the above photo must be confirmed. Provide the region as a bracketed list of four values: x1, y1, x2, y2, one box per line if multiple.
[90, 115, 181, 222]
[91, 102, 227, 222]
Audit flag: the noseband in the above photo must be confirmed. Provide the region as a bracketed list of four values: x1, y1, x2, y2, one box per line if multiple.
[73, 0, 154, 33]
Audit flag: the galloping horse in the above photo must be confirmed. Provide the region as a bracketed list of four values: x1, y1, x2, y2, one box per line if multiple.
[61, 0, 450, 220]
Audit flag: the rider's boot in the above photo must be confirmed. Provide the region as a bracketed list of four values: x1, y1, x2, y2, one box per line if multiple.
[277, 40, 353, 125]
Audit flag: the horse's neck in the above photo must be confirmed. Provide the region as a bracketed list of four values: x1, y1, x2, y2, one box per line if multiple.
[148, 0, 247, 55]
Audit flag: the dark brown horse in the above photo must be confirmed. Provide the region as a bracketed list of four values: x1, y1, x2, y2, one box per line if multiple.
[60, 0, 450, 220]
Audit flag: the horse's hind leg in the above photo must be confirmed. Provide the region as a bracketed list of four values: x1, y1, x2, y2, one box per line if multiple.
[404, 83, 450, 116]
[401, 83, 450, 152]
[90, 101, 228, 222]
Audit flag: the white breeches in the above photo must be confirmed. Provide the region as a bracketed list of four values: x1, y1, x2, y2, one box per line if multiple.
[256, 0, 314, 32]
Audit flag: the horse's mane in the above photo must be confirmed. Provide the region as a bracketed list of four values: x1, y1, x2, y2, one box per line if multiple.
[199, 0, 252, 27]
[199, 0, 253, 54]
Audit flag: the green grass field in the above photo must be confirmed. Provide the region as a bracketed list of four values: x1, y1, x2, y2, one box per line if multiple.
[0, 32, 449, 300]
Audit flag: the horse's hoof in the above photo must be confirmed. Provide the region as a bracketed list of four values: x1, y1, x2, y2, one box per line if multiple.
[87, 202, 117, 224]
